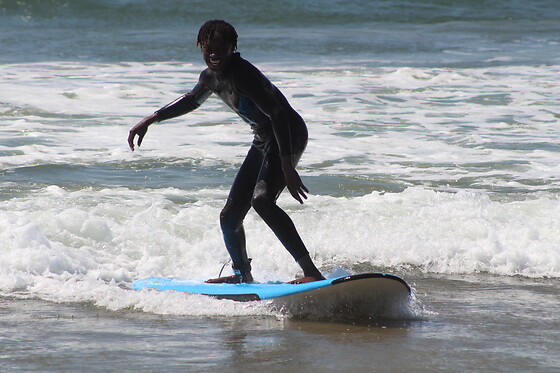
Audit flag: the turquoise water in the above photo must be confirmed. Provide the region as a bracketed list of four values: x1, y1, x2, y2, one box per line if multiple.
[1, 1, 560, 371]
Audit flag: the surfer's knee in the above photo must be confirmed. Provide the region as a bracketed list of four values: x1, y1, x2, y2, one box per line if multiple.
[251, 181, 274, 218]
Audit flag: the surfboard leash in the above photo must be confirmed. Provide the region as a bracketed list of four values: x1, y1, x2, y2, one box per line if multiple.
[218, 258, 232, 278]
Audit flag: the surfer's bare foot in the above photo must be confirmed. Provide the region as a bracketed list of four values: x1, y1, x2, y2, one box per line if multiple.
[205, 275, 241, 284]
[288, 276, 324, 284]
[205, 272, 254, 284]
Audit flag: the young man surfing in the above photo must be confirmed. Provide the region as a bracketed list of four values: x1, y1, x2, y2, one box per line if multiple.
[128, 20, 324, 284]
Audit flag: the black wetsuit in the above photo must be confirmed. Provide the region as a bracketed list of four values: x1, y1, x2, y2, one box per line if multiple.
[155, 53, 309, 277]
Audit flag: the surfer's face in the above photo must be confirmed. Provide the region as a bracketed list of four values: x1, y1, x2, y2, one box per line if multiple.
[200, 33, 234, 74]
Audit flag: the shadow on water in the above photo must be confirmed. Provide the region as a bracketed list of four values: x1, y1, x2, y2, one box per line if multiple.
[214, 315, 424, 373]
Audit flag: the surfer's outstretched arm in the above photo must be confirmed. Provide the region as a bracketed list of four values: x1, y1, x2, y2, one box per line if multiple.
[128, 81, 212, 151]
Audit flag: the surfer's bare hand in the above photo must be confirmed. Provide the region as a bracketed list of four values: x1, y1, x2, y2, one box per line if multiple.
[128, 113, 157, 151]
[281, 156, 308, 204]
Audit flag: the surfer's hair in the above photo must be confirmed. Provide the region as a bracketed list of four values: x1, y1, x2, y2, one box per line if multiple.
[197, 20, 238, 51]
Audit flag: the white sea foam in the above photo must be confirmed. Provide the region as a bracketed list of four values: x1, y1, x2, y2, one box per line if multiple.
[2, 62, 559, 192]
[0, 184, 558, 315]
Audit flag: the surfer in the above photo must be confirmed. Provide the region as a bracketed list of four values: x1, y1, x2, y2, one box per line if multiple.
[128, 20, 324, 284]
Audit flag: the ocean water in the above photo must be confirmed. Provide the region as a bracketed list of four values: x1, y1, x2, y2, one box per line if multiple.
[1, 0, 560, 372]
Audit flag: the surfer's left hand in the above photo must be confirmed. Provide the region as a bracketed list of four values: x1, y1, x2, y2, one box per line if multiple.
[281, 156, 308, 204]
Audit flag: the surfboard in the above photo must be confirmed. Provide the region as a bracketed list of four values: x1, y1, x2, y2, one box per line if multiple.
[132, 273, 412, 318]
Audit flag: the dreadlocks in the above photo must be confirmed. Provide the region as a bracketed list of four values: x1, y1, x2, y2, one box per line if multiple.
[197, 20, 238, 51]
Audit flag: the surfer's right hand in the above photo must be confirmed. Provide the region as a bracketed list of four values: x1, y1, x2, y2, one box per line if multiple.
[128, 113, 157, 151]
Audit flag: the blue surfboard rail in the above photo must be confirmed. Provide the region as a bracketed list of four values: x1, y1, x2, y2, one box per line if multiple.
[131, 272, 411, 302]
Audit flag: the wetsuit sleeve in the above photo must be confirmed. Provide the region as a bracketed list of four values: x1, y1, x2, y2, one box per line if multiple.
[266, 85, 294, 157]
[155, 83, 212, 122]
